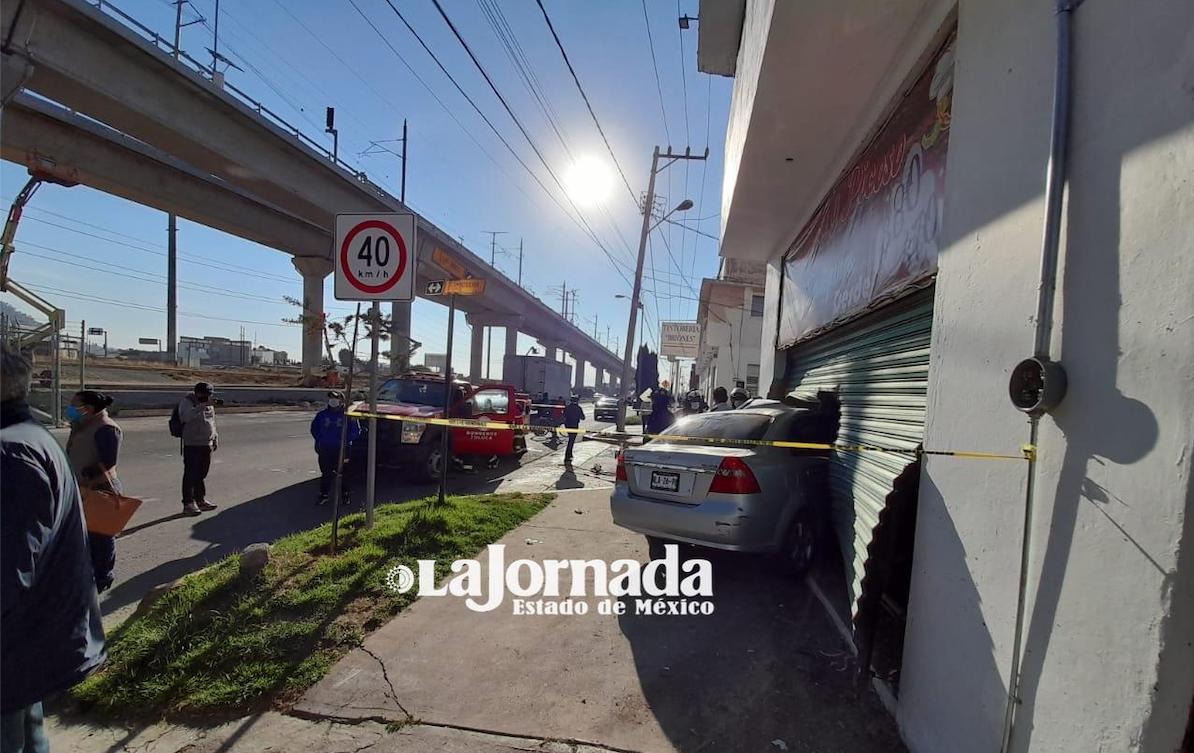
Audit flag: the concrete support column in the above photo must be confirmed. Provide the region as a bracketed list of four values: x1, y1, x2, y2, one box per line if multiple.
[574, 358, 585, 392]
[505, 326, 519, 359]
[291, 256, 333, 381]
[596, 367, 604, 391]
[390, 300, 412, 374]
[544, 345, 557, 361]
[469, 324, 484, 382]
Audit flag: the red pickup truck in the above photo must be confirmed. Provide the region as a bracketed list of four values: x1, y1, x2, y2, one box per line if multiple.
[351, 371, 528, 481]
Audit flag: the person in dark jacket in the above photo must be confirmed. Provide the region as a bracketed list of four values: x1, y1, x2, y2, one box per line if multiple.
[645, 380, 675, 436]
[65, 390, 122, 593]
[562, 395, 585, 465]
[310, 390, 362, 506]
[1, 343, 106, 752]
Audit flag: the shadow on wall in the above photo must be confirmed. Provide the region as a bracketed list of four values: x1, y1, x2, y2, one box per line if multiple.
[1008, 12, 1171, 744]
[904, 475, 1008, 752]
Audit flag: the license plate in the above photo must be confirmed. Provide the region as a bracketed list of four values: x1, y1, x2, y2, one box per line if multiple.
[649, 471, 680, 492]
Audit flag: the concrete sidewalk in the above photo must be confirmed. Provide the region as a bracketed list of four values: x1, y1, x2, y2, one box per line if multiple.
[47, 487, 903, 753]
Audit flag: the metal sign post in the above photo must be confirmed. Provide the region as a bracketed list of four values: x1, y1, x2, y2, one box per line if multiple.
[365, 301, 380, 528]
[437, 295, 455, 508]
[424, 273, 485, 508]
[334, 212, 416, 528]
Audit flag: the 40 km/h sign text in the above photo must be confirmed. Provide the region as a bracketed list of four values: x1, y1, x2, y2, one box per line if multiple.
[334, 213, 416, 301]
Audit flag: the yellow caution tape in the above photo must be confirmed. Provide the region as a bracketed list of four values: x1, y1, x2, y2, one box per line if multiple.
[346, 409, 1031, 461]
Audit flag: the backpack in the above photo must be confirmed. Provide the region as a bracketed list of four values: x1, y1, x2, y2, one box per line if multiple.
[168, 403, 184, 438]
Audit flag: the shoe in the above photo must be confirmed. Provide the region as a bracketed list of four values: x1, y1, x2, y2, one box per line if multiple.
[182, 501, 201, 516]
[197, 499, 218, 512]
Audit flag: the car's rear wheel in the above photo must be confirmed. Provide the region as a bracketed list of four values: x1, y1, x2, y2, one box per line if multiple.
[418, 445, 444, 483]
[778, 508, 817, 577]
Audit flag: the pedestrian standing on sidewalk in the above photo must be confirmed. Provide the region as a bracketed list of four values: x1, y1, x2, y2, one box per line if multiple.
[1, 344, 106, 753]
[65, 390, 122, 593]
[177, 382, 219, 516]
[310, 390, 361, 506]
[562, 394, 585, 465]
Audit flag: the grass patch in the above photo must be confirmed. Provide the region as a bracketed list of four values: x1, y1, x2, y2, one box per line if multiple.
[73, 492, 553, 719]
[625, 413, 643, 426]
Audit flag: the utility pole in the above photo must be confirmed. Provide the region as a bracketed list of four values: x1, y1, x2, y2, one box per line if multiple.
[211, 0, 220, 76]
[167, 214, 177, 360]
[481, 230, 506, 379]
[170, 1, 197, 364]
[400, 118, 408, 202]
[616, 146, 707, 431]
[326, 107, 338, 162]
[517, 238, 523, 287]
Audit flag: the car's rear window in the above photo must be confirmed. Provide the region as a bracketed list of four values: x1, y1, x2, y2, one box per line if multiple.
[653, 413, 773, 442]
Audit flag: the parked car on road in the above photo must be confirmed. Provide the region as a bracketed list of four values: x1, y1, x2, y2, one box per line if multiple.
[593, 395, 620, 421]
[610, 398, 837, 574]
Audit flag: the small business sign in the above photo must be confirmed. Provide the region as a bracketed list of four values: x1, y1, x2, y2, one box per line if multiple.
[88, 327, 105, 336]
[334, 213, 416, 301]
[138, 337, 160, 345]
[659, 321, 700, 359]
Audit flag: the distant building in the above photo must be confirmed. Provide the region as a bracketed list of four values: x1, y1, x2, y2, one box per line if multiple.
[420, 353, 447, 373]
[695, 261, 766, 401]
[178, 336, 250, 367]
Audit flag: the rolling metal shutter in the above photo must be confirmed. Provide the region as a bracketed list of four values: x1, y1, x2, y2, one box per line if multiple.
[783, 286, 934, 618]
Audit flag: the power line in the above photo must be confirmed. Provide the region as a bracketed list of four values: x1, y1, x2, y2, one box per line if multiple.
[476, 0, 573, 163]
[534, 0, 637, 205]
[640, 0, 672, 145]
[383, 0, 635, 291]
[16, 244, 296, 305]
[18, 283, 301, 329]
[676, 0, 691, 147]
[15, 212, 299, 284]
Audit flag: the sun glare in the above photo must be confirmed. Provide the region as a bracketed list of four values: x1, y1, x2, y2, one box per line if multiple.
[564, 156, 614, 206]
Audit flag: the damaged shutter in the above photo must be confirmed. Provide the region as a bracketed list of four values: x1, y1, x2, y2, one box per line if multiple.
[783, 286, 934, 617]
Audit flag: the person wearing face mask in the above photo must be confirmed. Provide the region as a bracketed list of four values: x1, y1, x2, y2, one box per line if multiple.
[65, 390, 122, 593]
[310, 390, 361, 506]
[177, 382, 219, 516]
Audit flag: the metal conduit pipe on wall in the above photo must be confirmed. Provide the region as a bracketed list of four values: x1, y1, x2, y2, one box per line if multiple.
[1001, 0, 1081, 750]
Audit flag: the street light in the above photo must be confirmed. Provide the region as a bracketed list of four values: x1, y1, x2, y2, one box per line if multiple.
[648, 199, 694, 234]
[614, 294, 644, 308]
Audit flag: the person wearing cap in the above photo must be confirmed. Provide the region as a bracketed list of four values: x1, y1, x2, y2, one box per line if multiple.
[562, 394, 585, 465]
[177, 382, 219, 516]
[310, 390, 362, 506]
[730, 386, 751, 409]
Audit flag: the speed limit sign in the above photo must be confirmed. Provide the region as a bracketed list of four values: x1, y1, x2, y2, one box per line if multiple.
[333, 213, 417, 301]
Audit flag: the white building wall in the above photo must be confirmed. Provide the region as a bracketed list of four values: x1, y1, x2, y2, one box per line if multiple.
[698, 286, 765, 399]
[899, 1, 1194, 752]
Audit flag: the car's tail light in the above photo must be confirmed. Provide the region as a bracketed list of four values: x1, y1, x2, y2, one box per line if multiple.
[708, 456, 761, 494]
[615, 452, 627, 482]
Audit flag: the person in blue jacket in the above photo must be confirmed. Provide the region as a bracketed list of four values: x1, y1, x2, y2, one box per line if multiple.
[310, 390, 361, 506]
[2, 343, 106, 752]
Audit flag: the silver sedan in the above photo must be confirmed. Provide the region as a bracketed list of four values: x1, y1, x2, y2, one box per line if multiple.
[610, 400, 834, 574]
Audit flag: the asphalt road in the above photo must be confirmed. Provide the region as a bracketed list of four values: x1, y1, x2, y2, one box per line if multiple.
[53, 406, 617, 626]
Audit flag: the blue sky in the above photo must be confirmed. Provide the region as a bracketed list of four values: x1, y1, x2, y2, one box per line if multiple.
[0, 0, 730, 383]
